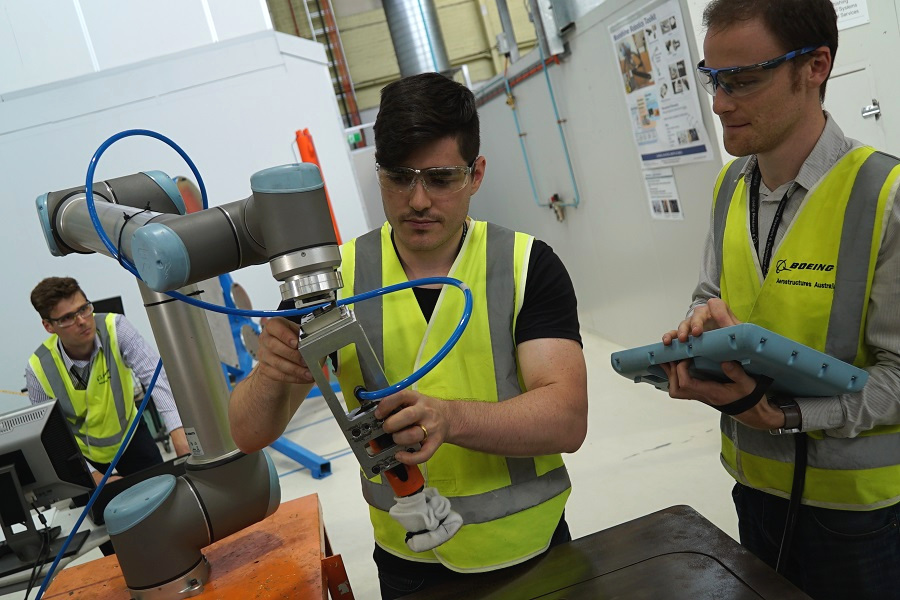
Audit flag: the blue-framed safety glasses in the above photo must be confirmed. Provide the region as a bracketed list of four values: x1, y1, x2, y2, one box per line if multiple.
[696, 44, 825, 97]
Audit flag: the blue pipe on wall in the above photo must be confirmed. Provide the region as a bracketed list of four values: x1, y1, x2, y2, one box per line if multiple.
[485, 52, 582, 210]
[536, 42, 581, 208]
[503, 69, 544, 208]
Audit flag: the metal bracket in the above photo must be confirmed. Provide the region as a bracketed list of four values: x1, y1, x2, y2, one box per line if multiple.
[297, 306, 418, 478]
[862, 99, 881, 119]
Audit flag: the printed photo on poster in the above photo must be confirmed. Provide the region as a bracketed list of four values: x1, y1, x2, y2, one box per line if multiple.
[643, 167, 683, 221]
[617, 29, 654, 94]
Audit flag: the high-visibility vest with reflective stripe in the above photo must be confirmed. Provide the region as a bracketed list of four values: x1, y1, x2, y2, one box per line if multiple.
[337, 220, 571, 572]
[29, 313, 136, 464]
[713, 147, 900, 510]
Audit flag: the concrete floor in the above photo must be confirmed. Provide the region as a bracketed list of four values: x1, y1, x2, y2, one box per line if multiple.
[2, 329, 739, 599]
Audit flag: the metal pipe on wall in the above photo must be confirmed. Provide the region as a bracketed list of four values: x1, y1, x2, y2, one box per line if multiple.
[495, 0, 520, 63]
[525, 0, 551, 60]
[383, 0, 451, 75]
[536, 40, 580, 208]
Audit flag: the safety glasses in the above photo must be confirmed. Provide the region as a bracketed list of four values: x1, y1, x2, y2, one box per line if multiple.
[47, 302, 94, 328]
[375, 162, 476, 196]
[696, 44, 824, 97]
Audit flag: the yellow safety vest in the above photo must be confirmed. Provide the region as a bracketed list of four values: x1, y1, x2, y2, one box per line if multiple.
[337, 219, 571, 572]
[713, 147, 900, 510]
[29, 313, 137, 464]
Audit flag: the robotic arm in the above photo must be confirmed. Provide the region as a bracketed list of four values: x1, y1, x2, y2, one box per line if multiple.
[40, 163, 426, 480]
[39, 165, 341, 304]
[37, 164, 431, 597]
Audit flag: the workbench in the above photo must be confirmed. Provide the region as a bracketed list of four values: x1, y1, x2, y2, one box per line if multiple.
[43, 494, 352, 600]
[402, 505, 811, 599]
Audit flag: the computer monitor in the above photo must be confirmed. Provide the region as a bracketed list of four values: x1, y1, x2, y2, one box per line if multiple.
[0, 401, 94, 567]
[91, 295, 124, 316]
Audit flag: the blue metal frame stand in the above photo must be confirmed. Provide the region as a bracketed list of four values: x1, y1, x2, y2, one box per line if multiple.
[268, 436, 332, 479]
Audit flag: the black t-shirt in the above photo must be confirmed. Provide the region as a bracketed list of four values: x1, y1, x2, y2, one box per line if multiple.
[411, 240, 581, 345]
[280, 239, 581, 347]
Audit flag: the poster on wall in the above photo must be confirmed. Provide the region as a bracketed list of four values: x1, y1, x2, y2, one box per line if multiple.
[832, 0, 869, 30]
[643, 168, 683, 220]
[610, 0, 712, 168]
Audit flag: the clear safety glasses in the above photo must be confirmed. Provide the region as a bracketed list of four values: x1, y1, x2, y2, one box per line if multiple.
[696, 44, 824, 97]
[47, 302, 94, 328]
[375, 162, 476, 196]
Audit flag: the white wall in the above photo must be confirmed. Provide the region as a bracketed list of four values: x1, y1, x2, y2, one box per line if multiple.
[350, 145, 386, 231]
[0, 0, 271, 95]
[0, 31, 368, 402]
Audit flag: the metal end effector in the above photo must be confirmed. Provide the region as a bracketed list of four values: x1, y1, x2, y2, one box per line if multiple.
[297, 305, 424, 497]
[246, 170, 425, 496]
[259, 170, 452, 547]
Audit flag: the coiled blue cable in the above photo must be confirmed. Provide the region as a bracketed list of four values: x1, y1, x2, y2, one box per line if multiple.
[351, 277, 471, 401]
[35, 361, 163, 599]
[84, 129, 209, 275]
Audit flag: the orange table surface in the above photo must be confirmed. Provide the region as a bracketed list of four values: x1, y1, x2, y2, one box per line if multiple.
[45, 494, 330, 600]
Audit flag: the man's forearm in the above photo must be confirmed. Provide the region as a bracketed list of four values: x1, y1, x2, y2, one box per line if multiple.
[809, 362, 900, 438]
[169, 427, 191, 457]
[228, 370, 312, 453]
[445, 385, 587, 457]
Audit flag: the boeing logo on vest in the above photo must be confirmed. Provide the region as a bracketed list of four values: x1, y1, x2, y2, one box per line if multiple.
[775, 260, 835, 274]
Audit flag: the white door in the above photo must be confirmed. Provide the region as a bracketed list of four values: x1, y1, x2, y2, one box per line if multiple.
[824, 66, 887, 149]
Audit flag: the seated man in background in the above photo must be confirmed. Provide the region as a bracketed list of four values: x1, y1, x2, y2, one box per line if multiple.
[25, 276, 190, 484]
[229, 72, 588, 599]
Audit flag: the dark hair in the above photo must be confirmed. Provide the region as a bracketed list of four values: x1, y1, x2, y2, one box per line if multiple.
[31, 277, 85, 319]
[374, 72, 480, 167]
[702, 0, 838, 101]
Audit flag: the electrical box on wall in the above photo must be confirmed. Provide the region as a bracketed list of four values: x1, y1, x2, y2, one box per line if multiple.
[534, 0, 576, 55]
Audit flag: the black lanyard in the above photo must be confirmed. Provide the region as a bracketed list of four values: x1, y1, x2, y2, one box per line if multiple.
[70, 364, 91, 390]
[748, 168, 796, 277]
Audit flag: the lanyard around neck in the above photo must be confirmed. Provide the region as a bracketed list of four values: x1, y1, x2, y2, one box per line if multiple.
[748, 167, 796, 277]
[70, 363, 91, 390]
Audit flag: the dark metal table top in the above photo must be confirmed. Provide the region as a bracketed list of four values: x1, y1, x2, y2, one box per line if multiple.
[402, 505, 811, 599]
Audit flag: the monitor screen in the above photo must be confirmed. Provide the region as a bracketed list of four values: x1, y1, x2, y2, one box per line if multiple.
[0, 401, 95, 569]
[0, 401, 94, 507]
[92, 295, 124, 316]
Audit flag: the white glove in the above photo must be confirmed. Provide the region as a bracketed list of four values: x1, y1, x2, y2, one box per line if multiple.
[389, 487, 463, 552]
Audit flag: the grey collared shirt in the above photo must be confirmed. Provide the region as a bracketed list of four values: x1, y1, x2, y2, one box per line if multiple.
[690, 113, 900, 436]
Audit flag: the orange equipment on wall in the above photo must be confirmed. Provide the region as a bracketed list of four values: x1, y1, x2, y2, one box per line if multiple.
[295, 128, 342, 245]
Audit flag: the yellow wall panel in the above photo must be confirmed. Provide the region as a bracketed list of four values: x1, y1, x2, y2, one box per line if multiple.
[435, 0, 490, 59]
[339, 14, 399, 88]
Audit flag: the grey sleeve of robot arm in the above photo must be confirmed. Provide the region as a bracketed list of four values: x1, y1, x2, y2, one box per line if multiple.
[131, 200, 269, 291]
[36, 164, 340, 296]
